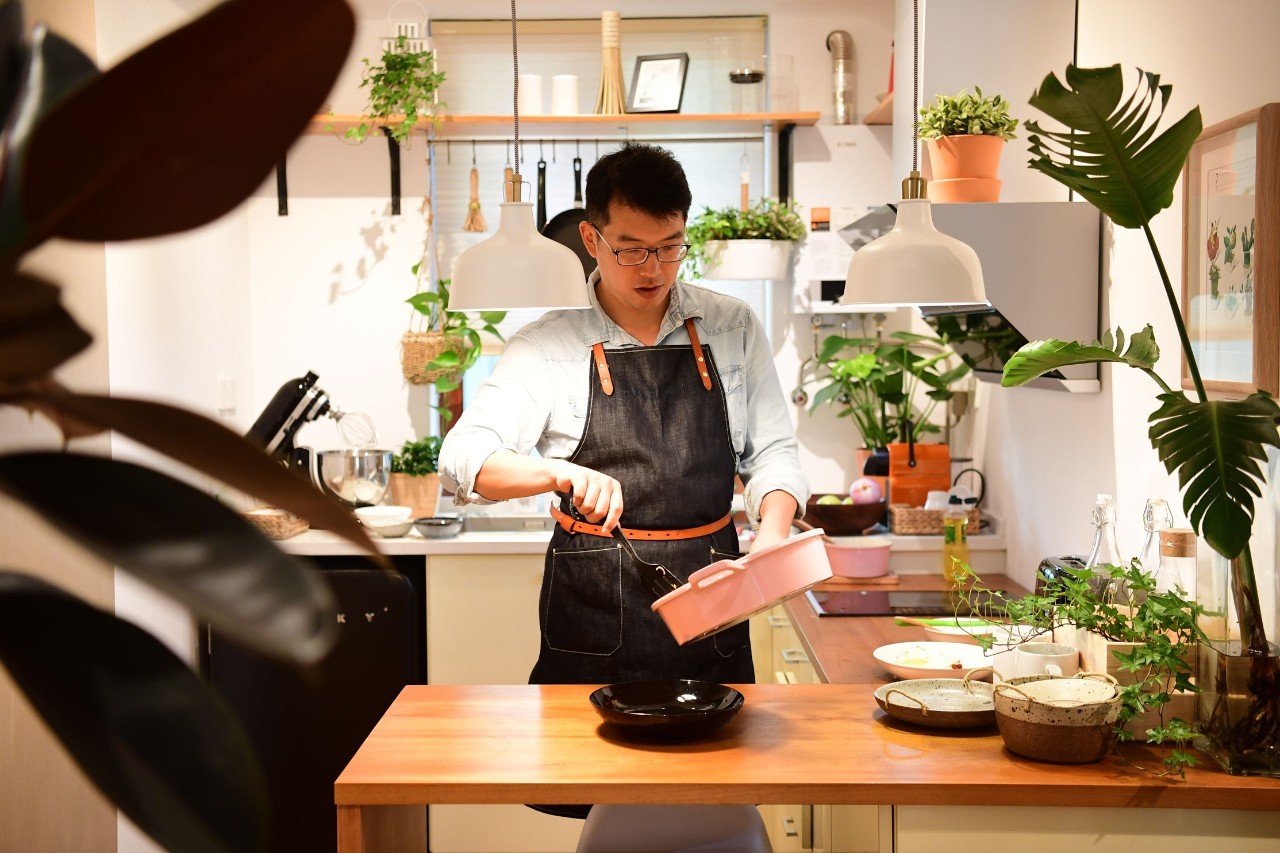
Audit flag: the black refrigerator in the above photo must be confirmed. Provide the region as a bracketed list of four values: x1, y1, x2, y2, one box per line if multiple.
[201, 557, 427, 853]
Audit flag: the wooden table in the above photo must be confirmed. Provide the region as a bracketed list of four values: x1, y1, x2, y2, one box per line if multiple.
[334, 682, 1280, 852]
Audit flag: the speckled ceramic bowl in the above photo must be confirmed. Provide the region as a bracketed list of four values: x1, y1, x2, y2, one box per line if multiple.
[993, 673, 1122, 764]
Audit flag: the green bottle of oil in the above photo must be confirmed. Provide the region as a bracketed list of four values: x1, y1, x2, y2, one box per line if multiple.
[941, 496, 970, 582]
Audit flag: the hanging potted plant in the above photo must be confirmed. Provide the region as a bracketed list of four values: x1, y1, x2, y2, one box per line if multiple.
[918, 86, 1020, 203]
[402, 274, 506, 421]
[684, 198, 805, 281]
[999, 64, 1280, 775]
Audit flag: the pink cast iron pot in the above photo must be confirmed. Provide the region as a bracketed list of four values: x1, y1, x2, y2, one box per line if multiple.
[652, 528, 832, 645]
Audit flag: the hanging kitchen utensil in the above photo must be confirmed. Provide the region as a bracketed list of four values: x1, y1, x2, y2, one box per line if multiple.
[536, 154, 548, 231]
[462, 141, 486, 232]
[739, 148, 750, 212]
[541, 153, 594, 279]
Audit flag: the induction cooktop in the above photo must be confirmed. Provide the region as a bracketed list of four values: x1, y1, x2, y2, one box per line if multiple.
[806, 589, 1007, 617]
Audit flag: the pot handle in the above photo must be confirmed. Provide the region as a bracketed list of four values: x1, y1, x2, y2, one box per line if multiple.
[992, 682, 1035, 702]
[881, 688, 929, 714]
[961, 667, 993, 691]
[687, 558, 748, 588]
[1075, 671, 1119, 685]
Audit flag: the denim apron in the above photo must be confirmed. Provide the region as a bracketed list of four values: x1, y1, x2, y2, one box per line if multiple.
[529, 320, 754, 687]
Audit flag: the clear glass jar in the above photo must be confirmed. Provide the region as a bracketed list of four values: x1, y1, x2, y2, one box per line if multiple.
[1137, 497, 1173, 575]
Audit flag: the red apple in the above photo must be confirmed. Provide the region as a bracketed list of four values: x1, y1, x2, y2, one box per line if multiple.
[847, 477, 883, 504]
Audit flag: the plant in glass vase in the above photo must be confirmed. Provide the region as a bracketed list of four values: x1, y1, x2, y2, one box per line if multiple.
[1000, 64, 1280, 775]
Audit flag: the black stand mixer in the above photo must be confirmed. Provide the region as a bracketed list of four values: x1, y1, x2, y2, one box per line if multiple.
[246, 372, 388, 505]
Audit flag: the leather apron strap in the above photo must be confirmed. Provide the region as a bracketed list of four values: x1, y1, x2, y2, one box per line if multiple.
[590, 319, 712, 396]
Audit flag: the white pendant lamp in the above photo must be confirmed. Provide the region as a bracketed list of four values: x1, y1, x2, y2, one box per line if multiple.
[842, 0, 986, 309]
[447, 1, 590, 311]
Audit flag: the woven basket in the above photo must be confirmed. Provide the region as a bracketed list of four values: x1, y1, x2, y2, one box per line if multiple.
[241, 507, 309, 540]
[889, 504, 980, 536]
[401, 330, 462, 385]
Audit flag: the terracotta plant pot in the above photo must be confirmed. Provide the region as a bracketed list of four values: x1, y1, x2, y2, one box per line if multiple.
[925, 135, 1005, 202]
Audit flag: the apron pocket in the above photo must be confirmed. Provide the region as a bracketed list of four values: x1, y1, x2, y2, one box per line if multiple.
[708, 546, 751, 659]
[545, 544, 624, 656]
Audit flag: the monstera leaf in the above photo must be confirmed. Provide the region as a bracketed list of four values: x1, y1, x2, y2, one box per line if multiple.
[1003, 325, 1160, 387]
[1026, 64, 1201, 229]
[1148, 391, 1280, 559]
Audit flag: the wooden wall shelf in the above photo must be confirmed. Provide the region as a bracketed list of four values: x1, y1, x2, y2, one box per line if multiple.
[308, 111, 821, 139]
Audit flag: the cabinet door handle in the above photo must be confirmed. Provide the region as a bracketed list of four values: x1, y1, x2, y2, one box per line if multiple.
[782, 815, 799, 837]
[781, 648, 809, 664]
[775, 671, 798, 685]
[767, 615, 789, 628]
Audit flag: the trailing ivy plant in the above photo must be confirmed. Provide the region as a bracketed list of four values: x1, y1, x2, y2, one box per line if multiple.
[918, 86, 1020, 140]
[683, 198, 805, 279]
[348, 33, 446, 144]
[953, 563, 1206, 778]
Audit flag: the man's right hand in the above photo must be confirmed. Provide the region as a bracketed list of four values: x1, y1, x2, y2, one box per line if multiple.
[548, 459, 624, 533]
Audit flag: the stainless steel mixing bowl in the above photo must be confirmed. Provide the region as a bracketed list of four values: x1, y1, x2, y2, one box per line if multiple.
[316, 449, 393, 507]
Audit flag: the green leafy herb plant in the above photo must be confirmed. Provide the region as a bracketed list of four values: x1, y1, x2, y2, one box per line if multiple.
[392, 435, 442, 476]
[953, 563, 1206, 778]
[918, 86, 1020, 140]
[683, 198, 805, 279]
[998, 64, 1280, 773]
[347, 33, 446, 144]
[405, 274, 506, 422]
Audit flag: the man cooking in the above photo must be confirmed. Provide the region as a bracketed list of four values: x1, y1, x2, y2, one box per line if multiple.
[439, 142, 808, 687]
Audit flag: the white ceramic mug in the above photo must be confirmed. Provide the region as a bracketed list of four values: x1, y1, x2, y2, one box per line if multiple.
[1002, 642, 1080, 680]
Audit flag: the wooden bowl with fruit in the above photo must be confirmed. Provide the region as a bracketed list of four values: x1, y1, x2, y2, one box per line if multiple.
[803, 479, 888, 536]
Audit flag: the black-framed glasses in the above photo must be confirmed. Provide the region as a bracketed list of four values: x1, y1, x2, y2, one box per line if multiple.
[592, 225, 690, 266]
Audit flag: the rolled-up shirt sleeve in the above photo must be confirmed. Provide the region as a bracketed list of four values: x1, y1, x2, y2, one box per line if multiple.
[736, 314, 810, 525]
[438, 334, 553, 505]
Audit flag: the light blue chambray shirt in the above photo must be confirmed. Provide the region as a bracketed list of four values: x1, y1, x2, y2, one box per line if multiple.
[438, 272, 809, 527]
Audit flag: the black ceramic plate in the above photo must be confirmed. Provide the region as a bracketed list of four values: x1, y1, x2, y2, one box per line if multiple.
[589, 679, 745, 741]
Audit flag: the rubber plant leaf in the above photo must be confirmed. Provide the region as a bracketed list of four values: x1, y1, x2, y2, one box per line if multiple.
[19, 0, 355, 245]
[1148, 391, 1280, 559]
[0, 272, 90, 380]
[9, 390, 380, 559]
[0, 22, 99, 258]
[0, 452, 338, 665]
[1025, 64, 1202, 229]
[0, 571, 268, 853]
[1002, 325, 1160, 386]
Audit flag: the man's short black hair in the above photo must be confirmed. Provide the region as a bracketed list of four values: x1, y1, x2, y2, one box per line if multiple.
[584, 142, 692, 227]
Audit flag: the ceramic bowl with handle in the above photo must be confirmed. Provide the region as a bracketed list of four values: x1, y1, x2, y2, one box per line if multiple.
[992, 673, 1122, 764]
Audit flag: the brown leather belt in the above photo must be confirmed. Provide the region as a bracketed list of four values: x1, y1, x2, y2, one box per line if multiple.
[550, 505, 733, 541]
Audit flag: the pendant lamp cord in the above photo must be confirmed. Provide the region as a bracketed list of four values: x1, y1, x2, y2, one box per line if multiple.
[911, 0, 919, 174]
[510, 0, 521, 180]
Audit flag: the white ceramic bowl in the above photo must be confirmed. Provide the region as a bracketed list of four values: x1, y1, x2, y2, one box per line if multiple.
[355, 505, 413, 524]
[362, 519, 414, 538]
[873, 641, 993, 680]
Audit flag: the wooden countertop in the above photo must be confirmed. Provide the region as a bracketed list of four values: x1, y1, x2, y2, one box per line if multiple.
[335, 683, 1280, 811]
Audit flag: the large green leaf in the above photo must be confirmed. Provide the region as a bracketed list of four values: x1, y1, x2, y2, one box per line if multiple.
[8, 390, 379, 557]
[17, 0, 355, 247]
[1026, 64, 1202, 229]
[1148, 391, 1280, 558]
[1002, 325, 1160, 386]
[0, 451, 337, 665]
[0, 272, 90, 380]
[0, 572, 267, 853]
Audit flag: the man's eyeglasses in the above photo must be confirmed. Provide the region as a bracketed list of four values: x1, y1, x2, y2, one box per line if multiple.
[592, 225, 690, 266]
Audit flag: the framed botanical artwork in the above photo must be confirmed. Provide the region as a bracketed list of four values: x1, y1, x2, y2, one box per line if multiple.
[626, 53, 689, 114]
[1181, 103, 1279, 397]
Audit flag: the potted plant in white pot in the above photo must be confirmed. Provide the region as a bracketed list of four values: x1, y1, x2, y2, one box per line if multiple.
[999, 64, 1280, 776]
[918, 86, 1020, 203]
[684, 198, 805, 281]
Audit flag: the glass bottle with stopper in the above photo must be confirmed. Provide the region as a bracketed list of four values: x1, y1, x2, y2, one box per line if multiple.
[1084, 493, 1126, 597]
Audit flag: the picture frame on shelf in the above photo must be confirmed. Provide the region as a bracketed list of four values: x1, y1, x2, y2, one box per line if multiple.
[1181, 102, 1279, 397]
[626, 52, 689, 114]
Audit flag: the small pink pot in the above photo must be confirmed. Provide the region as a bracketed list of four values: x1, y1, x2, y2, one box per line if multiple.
[825, 535, 892, 578]
[652, 529, 832, 645]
